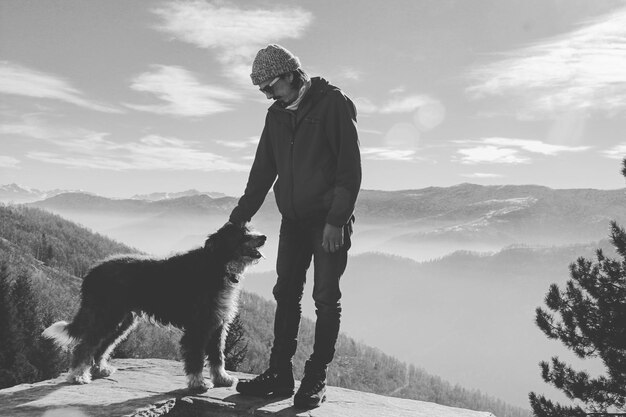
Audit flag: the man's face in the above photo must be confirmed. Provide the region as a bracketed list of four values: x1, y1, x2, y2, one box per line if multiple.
[258, 73, 299, 105]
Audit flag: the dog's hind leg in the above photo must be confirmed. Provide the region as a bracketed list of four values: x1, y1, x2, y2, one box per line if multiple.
[180, 326, 214, 392]
[66, 305, 125, 384]
[206, 324, 237, 387]
[92, 313, 138, 379]
[63, 304, 98, 384]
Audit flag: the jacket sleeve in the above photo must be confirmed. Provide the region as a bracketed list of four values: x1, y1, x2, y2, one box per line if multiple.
[229, 120, 277, 225]
[325, 91, 362, 227]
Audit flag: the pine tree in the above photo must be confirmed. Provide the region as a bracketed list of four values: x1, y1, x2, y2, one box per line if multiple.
[224, 313, 248, 371]
[11, 273, 44, 383]
[0, 261, 18, 388]
[529, 159, 626, 416]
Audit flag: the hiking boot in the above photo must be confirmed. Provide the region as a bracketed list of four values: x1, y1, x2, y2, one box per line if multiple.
[236, 366, 294, 397]
[294, 363, 327, 408]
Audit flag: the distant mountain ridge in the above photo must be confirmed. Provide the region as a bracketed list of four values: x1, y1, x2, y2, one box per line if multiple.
[0, 183, 85, 204]
[131, 189, 227, 201]
[23, 183, 626, 260]
[0, 184, 228, 205]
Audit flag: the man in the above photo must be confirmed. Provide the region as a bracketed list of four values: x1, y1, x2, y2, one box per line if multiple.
[229, 44, 361, 408]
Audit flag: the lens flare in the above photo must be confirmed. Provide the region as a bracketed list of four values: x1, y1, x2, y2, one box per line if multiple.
[413, 100, 446, 131]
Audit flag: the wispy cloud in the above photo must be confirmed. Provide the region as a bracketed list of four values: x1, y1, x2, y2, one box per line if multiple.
[355, 93, 446, 130]
[462, 173, 503, 179]
[602, 143, 626, 159]
[361, 147, 417, 161]
[457, 146, 529, 165]
[215, 136, 259, 150]
[335, 67, 363, 82]
[357, 94, 437, 115]
[479, 138, 590, 155]
[28, 134, 249, 172]
[467, 7, 626, 118]
[125, 65, 241, 117]
[0, 155, 20, 168]
[152, 1, 313, 84]
[379, 95, 433, 114]
[454, 137, 590, 164]
[1, 117, 247, 171]
[0, 61, 122, 113]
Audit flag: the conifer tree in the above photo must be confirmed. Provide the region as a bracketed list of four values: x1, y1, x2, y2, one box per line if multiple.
[0, 261, 18, 388]
[224, 313, 248, 371]
[529, 159, 626, 416]
[11, 273, 46, 383]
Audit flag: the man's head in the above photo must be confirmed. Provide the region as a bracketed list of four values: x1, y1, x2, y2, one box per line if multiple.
[251, 44, 305, 105]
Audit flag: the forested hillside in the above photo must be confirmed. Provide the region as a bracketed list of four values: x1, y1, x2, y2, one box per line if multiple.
[0, 204, 530, 417]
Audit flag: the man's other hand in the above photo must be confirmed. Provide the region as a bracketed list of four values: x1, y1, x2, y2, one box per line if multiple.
[322, 223, 343, 253]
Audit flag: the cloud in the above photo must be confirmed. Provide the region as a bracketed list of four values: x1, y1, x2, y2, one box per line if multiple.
[467, 7, 626, 117]
[456, 146, 529, 165]
[361, 147, 417, 161]
[28, 133, 249, 172]
[379, 95, 433, 114]
[0, 155, 20, 168]
[0, 117, 247, 172]
[454, 137, 590, 164]
[357, 94, 437, 115]
[602, 143, 626, 159]
[125, 65, 241, 117]
[335, 67, 363, 82]
[461, 173, 503, 179]
[152, 1, 313, 83]
[0, 61, 122, 113]
[353, 97, 379, 114]
[356, 94, 446, 129]
[480, 138, 590, 155]
[215, 136, 259, 150]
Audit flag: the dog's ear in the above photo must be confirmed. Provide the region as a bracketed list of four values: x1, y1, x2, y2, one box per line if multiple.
[205, 222, 241, 252]
[204, 235, 215, 251]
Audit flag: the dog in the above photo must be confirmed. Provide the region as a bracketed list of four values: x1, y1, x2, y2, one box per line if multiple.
[42, 222, 266, 391]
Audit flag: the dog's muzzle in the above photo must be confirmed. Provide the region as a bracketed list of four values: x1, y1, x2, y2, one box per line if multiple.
[244, 234, 266, 259]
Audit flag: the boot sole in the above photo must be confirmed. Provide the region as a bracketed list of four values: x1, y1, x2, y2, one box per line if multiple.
[294, 393, 326, 409]
[236, 388, 294, 397]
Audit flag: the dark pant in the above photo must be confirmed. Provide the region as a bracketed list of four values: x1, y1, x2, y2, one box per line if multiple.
[269, 216, 352, 370]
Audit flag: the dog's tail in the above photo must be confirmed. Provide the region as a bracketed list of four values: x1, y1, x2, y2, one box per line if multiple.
[42, 321, 76, 350]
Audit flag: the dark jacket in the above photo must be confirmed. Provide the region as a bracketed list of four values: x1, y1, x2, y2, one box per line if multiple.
[229, 77, 361, 227]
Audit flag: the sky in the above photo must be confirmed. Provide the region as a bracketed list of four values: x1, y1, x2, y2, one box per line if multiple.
[1, 0, 626, 198]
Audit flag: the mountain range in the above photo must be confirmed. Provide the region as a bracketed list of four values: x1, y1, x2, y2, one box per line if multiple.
[0, 184, 227, 204]
[3, 182, 624, 409]
[19, 184, 626, 263]
[0, 204, 530, 417]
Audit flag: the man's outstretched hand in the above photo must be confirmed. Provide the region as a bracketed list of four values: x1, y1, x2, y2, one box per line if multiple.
[322, 223, 343, 253]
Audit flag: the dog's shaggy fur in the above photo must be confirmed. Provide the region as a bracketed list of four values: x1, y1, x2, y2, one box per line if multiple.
[43, 223, 265, 391]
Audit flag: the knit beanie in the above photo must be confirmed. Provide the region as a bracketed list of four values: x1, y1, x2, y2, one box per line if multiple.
[250, 44, 301, 85]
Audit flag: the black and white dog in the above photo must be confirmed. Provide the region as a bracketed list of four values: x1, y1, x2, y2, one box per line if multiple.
[43, 223, 265, 391]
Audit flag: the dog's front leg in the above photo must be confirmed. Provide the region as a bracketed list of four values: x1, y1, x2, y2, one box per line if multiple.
[206, 324, 237, 387]
[180, 328, 213, 392]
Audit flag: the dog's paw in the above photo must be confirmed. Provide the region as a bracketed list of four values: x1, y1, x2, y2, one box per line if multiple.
[67, 370, 92, 385]
[92, 363, 116, 378]
[187, 373, 213, 392]
[209, 364, 238, 387]
[212, 372, 238, 387]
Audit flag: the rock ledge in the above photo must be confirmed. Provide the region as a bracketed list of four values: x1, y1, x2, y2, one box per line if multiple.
[0, 359, 496, 417]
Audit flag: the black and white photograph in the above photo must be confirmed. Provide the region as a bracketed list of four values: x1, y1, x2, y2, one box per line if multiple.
[1, 1, 625, 416]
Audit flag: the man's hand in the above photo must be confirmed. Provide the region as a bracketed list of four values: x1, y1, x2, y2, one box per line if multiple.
[322, 223, 343, 253]
[224, 220, 246, 229]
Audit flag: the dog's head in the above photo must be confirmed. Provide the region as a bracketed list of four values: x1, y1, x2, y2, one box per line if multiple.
[204, 223, 266, 263]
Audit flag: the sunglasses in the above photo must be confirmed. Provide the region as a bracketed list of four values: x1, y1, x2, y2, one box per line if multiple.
[259, 76, 281, 94]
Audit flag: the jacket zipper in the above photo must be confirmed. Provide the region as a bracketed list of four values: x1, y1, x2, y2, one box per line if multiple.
[289, 111, 297, 219]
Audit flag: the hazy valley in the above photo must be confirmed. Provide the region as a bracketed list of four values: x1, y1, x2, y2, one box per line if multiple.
[2, 182, 625, 410]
